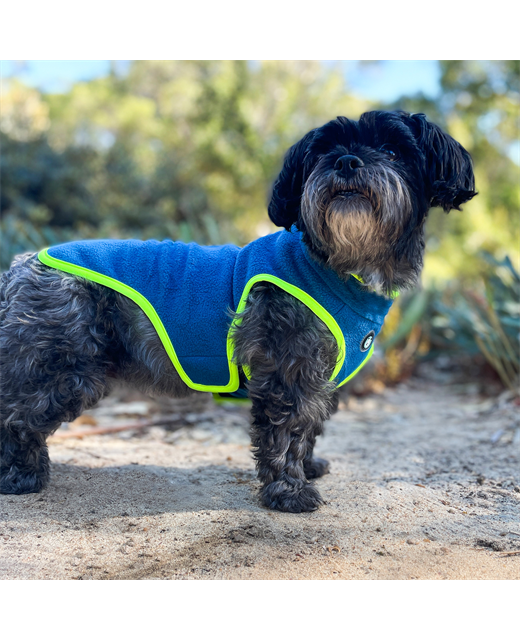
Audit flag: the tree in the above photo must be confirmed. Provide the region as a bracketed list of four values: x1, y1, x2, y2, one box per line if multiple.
[2, 61, 517, 281]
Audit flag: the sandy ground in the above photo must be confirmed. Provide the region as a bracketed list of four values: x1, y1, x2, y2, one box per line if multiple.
[1, 369, 519, 580]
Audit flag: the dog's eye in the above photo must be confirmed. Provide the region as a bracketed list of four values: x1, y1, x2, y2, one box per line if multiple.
[379, 144, 400, 161]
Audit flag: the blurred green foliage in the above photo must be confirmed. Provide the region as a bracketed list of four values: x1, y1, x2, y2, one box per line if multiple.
[386, 60, 519, 285]
[430, 254, 520, 390]
[1, 61, 367, 268]
[1, 61, 518, 385]
[1, 61, 518, 274]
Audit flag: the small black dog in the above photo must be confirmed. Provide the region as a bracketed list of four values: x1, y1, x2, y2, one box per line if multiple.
[0, 111, 476, 512]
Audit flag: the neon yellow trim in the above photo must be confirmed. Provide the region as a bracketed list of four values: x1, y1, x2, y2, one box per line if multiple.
[212, 393, 251, 405]
[350, 273, 399, 299]
[337, 344, 374, 387]
[38, 248, 240, 393]
[228, 274, 346, 382]
[38, 251, 368, 393]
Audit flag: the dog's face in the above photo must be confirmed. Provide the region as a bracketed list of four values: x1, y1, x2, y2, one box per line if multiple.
[268, 111, 477, 295]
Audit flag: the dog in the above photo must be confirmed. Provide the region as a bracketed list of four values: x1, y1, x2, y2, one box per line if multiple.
[0, 110, 476, 512]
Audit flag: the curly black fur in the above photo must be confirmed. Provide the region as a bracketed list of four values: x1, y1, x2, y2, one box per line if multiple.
[269, 110, 476, 295]
[0, 110, 477, 512]
[0, 255, 190, 495]
[231, 282, 339, 511]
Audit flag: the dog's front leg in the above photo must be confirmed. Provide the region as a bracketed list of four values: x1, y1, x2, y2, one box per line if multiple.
[249, 389, 329, 512]
[232, 283, 338, 512]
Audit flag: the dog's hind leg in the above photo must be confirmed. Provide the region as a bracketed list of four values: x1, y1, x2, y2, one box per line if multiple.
[302, 433, 331, 480]
[232, 283, 338, 512]
[0, 255, 114, 494]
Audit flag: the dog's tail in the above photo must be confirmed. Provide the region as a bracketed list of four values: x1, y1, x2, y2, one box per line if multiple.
[0, 269, 9, 326]
[0, 252, 37, 326]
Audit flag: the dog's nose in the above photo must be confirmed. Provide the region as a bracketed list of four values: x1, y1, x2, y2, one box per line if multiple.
[334, 154, 364, 176]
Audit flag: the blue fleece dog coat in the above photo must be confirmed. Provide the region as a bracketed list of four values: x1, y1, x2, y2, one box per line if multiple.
[38, 229, 393, 395]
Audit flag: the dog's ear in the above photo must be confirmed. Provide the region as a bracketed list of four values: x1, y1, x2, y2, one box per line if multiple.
[410, 113, 477, 211]
[268, 129, 317, 229]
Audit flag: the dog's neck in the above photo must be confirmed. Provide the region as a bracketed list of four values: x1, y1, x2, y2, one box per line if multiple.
[297, 225, 414, 298]
[349, 273, 399, 300]
[295, 228, 399, 300]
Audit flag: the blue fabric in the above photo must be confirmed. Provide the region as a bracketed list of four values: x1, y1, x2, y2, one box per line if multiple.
[233, 231, 393, 384]
[43, 229, 393, 392]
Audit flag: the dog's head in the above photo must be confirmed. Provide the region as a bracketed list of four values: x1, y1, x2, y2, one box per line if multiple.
[268, 111, 477, 295]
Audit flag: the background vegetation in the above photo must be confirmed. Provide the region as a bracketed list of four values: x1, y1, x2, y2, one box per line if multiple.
[1, 60, 518, 388]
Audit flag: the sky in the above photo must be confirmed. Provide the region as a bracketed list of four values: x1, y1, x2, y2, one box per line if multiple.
[1, 60, 441, 103]
[341, 60, 441, 102]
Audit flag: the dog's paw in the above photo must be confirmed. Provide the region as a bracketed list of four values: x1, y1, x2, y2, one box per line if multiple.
[303, 456, 330, 479]
[0, 467, 48, 495]
[262, 479, 323, 513]
[1, 438, 50, 495]
[0, 448, 50, 495]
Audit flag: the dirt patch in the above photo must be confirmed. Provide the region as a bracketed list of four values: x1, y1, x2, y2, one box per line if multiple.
[1, 376, 519, 580]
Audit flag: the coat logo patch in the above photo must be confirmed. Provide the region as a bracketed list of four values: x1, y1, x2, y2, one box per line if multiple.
[360, 331, 375, 352]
